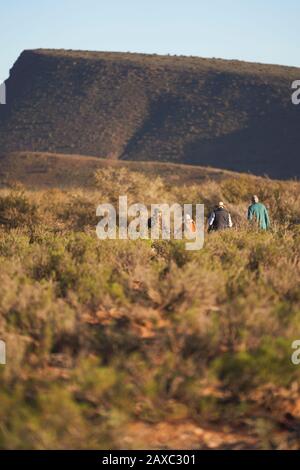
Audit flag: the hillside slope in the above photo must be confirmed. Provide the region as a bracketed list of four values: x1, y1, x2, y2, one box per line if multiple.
[0, 151, 261, 189]
[0, 159, 300, 449]
[0, 49, 300, 178]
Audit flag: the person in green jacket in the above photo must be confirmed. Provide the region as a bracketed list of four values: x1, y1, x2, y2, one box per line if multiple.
[248, 195, 270, 230]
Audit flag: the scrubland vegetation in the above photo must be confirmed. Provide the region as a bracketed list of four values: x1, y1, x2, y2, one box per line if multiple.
[0, 164, 300, 449]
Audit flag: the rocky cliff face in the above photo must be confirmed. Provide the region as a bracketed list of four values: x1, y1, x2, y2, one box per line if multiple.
[0, 49, 299, 178]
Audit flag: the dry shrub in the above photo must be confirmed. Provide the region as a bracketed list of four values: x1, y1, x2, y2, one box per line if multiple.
[0, 189, 39, 229]
[0, 171, 300, 449]
[94, 166, 165, 204]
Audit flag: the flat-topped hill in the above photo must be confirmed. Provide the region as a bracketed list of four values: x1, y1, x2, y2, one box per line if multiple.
[0, 49, 299, 178]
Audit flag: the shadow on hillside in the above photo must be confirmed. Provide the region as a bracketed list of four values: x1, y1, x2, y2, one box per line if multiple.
[184, 109, 300, 179]
[121, 90, 300, 180]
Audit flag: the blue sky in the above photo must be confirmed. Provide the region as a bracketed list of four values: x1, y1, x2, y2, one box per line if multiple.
[1, 0, 300, 79]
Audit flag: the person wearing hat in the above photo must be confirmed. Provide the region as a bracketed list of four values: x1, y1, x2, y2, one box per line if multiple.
[208, 201, 233, 231]
[248, 195, 270, 230]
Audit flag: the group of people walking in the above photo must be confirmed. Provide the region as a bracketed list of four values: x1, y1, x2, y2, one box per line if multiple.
[207, 195, 270, 232]
[147, 195, 270, 237]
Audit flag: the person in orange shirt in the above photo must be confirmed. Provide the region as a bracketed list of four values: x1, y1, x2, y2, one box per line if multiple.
[184, 213, 196, 235]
